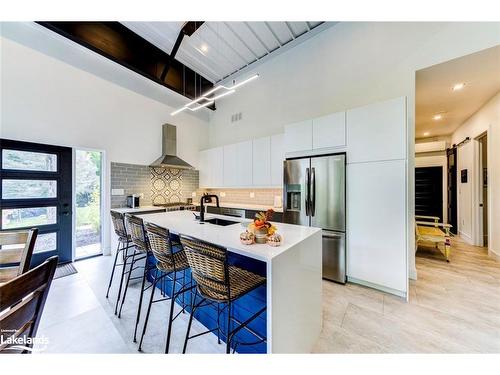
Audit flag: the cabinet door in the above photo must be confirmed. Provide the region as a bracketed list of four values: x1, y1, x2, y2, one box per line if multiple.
[347, 96, 406, 163]
[284, 120, 313, 153]
[223, 144, 238, 187]
[236, 140, 253, 186]
[198, 149, 211, 187]
[211, 147, 224, 187]
[252, 137, 271, 186]
[346, 159, 407, 293]
[312, 111, 346, 149]
[271, 134, 284, 186]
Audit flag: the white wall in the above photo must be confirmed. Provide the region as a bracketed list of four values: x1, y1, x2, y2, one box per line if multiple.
[209, 22, 500, 281]
[451, 92, 500, 256]
[415, 153, 448, 223]
[0, 36, 210, 254]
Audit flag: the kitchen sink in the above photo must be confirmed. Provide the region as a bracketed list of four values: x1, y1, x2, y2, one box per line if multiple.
[202, 218, 239, 226]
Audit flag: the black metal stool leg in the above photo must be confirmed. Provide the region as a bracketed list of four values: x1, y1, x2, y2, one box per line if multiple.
[106, 241, 121, 298]
[114, 243, 129, 315]
[226, 301, 232, 354]
[164, 272, 177, 353]
[118, 250, 136, 318]
[138, 272, 162, 351]
[133, 259, 149, 342]
[183, 289, 198, 354]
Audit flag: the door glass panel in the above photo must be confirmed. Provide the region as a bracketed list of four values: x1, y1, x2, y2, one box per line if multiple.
[34, 232, 57, 253]
[2, 149, 57, 172]
[1, 207, 57, 229]
[2, 179, 57, 199]
[75, 150, 102, 258]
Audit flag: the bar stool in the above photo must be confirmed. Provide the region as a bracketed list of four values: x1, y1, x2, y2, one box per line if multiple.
[179, 235, 267, 354]
[108, 211, 136, 315]
[118, 214, 156, 343]
[138, 223, 195, 353]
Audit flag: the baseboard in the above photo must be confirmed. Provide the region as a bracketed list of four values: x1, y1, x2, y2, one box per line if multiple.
[488, 248, 500, 260]
[409, 266, 417, 280]
[459, 231, 473, 245]
[347, 277, 407, 298]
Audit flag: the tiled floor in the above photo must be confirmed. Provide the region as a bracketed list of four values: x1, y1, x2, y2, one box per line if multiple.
[314, 238, 500, 353]
[35, 237, 500, 353]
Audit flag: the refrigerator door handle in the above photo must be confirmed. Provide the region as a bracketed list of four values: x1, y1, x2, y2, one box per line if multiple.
[305, 167, 310, 216]
[311, 167, 316, 217]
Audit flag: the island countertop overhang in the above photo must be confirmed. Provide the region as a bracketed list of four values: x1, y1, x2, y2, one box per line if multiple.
[139, 210, 321, 262]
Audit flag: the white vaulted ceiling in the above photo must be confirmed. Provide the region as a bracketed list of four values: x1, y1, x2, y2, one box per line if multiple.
[122, 21, 328, 83]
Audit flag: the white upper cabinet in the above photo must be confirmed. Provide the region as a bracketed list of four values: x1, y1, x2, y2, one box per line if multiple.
[284, 120, 313, 153]
[237, 140, 253, 186]
[271, 134, 284, 186]
[347, 97, 406, 163]
[252, 137, 271, 186]
[312, 111, 346, 149]
[211, 147, 224, 187]
[223, 143, 238, 187]
[198, 149, 211, 187]
[224, 141, 252, 187]
[199, 147, 223, 187]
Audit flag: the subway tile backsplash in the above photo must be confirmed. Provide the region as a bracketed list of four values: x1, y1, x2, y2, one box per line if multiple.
[110, 162, 199, 208]
[110, 163, 151, 208]
[196, 188, 282, 207]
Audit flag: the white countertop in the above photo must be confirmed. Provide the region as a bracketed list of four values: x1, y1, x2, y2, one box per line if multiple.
[140, 210, 320, 262]
[111, 206, 166, 214]
[202, 202, 284, 213]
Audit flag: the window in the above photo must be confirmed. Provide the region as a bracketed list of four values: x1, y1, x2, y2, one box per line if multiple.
[34, 232, 57, 253]
[2, 149, 57, 172]
[2, 179, 57, 199]
[1, 207, 57, 229]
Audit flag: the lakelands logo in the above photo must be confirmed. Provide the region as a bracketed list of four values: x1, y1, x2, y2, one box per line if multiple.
[1, 330, 49, 353]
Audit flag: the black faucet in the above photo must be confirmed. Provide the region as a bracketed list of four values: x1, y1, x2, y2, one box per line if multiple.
[199, 194, 220, 223]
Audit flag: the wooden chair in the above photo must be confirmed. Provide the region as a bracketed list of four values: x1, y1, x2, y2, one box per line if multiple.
[0, 228, 38, 285]
[0, 255, 58, 354]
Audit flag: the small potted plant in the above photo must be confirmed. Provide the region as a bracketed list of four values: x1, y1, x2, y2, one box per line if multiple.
[247, 209, 278, 244]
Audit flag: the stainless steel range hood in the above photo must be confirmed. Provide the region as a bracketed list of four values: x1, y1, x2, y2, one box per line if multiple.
[150, 124, 194, 169]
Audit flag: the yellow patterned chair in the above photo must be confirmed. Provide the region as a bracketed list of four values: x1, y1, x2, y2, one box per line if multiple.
[415, 215, 453, 262]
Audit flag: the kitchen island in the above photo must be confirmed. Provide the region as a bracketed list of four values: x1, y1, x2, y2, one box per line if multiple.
[140, 210, 322, 354]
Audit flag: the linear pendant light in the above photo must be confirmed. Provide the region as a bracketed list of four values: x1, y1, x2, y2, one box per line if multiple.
[170, 74, 259, 116]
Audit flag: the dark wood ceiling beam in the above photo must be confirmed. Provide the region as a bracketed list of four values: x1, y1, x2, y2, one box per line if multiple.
[37, 21, 214, 108]
[160, 21, 204, 81]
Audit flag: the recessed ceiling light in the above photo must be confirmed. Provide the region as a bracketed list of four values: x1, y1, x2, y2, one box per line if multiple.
[200, 44, 208, 53]
[423, 132, 430, 136]
[452, 82, 465, 91]
[433, 114, 443, 121]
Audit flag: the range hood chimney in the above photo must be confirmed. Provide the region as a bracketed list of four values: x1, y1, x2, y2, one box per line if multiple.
[150, 124, 194, 169]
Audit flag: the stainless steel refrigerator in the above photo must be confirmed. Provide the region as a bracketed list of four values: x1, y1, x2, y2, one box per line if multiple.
[283, 153, 346, 283]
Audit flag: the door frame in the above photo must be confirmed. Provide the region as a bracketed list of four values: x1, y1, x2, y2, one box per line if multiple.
[72, 147, 108, 260]
[472, 131, 490, 249]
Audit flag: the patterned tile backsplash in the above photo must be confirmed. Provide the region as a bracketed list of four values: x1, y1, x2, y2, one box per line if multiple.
[150, 167, 199, 205]
[110, 162, 199, 207]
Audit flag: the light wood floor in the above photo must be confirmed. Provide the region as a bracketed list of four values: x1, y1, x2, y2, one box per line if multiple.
[313, 238, 500, 353]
